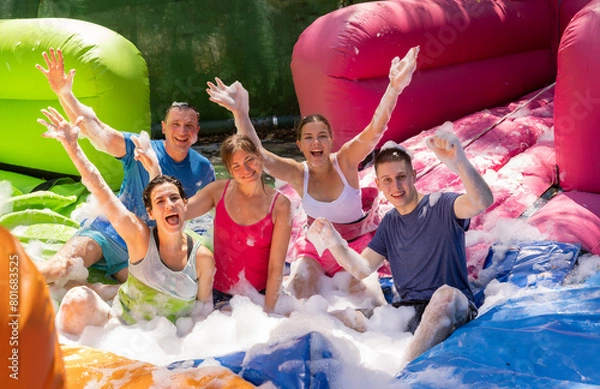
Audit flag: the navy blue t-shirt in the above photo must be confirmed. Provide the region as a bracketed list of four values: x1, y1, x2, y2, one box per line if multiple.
[368, 192, 474, 303]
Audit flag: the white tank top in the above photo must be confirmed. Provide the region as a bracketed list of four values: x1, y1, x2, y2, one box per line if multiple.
[129, 228, 199, 300]
[301, 153, 365, 224]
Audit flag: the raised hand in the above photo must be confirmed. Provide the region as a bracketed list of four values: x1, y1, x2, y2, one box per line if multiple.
[426, 123, 467, 174]
[132, 131, 161, 179]
[38, 107, 81, 145]
[206, 77, 249, 114]
[36, 48, 75, 95]
[389, 46, 419, 94]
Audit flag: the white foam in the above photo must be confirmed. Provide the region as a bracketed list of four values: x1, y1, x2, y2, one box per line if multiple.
[0, 180, 13, 216]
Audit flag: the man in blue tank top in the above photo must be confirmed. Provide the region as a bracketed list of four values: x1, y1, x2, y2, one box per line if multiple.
[307, 129, 493, 364]
[35, 48, 215, 292]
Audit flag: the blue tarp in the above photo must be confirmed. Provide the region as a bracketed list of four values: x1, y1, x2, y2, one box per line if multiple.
[397, 285, 600, 388]
[169, 331, 337, 388]
[397, 241, 599, 388]
[169, 241, 598, 388]
[472, 241, 581, 307]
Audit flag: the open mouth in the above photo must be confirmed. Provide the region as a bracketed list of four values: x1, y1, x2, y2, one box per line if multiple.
[174, 136, 189, 144]
[166, 214, 180, 225]
[310, 149, 324, 157]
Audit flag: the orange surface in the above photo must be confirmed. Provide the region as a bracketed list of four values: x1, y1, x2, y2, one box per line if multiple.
[0, 226, 66, 388]
[0, 226, 254, 388]
[61, 345, 256, 389]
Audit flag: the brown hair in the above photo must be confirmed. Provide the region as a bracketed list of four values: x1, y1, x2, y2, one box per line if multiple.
[165, 102, 200, 123]
[220, 134, 262, 175]
[142, 175, 187, 210]
[374, 146, 413, 175]
[295, 114, 332, 141]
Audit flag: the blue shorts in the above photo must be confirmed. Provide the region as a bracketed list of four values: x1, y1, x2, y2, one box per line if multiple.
[76, 226, 129, 277]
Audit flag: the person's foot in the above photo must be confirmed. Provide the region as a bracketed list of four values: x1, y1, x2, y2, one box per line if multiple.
[35, 256, 89, 286]
[344, 275, 386, 307]
[347, 277, 367, 294]
[330, 308, 368, 333]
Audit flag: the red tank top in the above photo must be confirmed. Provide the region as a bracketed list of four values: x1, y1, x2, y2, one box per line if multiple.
[213, 181, 279, 293]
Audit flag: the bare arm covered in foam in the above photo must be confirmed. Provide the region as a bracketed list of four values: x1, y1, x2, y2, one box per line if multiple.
[131, 131, 161, 179]
[36, 48, 126, 157]
[426, 126, 494, 219]
[264, 194, 292, 313]
[337, 46, 419, 171]
[206, 77, 303, 186]
[39, 108, 148, 258]
[307, 218, 384, 279]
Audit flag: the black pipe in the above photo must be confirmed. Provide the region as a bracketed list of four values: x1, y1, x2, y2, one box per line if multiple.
[151, 115, 300, 140]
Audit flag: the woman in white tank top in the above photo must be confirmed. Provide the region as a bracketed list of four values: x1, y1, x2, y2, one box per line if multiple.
[208, 46, 419, 300]
[40, 111, 215, 336]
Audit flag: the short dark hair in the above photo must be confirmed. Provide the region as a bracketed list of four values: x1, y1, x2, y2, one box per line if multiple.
[165, 102, 200, 122]
[143, 175, 187, 210]
[374, 146, 413, 175]
[295, 114, 332, 141]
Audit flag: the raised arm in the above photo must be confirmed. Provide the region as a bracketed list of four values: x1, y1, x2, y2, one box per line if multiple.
[337, 46, 419, 169]
[426, 128, 494, 219]
[307, 218, 384, 279]
[206, 78, 303, 186]
[264, 194, 292, 313]
[36, 48, 126, 158]
[131, 131, 162, 179]
[38, 108, 148, 258]
[130, 131, 219, 221]
[184, 180, 223, 221]
[207, 78, 258, 146]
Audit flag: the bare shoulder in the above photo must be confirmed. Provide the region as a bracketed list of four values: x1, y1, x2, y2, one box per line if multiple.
[330, 150, 361, 185]
[272, 190, 292, 218]
[205, 178, 229, 197]
[195, 244, 215, 269]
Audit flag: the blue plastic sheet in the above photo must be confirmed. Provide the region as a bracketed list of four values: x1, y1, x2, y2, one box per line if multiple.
[397, 283, 600, 388]
[472, 241, 581, 306]
[167, 241, 595, 388]
[168, 331, 337, 388]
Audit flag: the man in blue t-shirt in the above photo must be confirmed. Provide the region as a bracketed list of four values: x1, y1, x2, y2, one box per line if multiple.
[35, 48, 215, 289]
[308, 129, 493, 364]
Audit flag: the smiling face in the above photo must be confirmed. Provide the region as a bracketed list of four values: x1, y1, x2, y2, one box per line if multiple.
[146, 181, 188, 233]
[375, 159, 418, 214]
[161, 106, 199, 160]
[220, 134, 264, 184]
[296, 120, 333, 167]
[228, 149, 263, 183]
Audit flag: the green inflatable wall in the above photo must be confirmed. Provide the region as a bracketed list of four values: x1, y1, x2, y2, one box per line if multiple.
[0, 18, 150, 190]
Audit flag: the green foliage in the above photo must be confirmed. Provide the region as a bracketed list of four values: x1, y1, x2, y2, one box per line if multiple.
[26, 0, 343, 126]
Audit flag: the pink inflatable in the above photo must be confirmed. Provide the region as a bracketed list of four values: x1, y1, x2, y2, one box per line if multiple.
[291, 0, 600, 256]
[554, 0, 600, 193]
[529, 192, 600, 254]
[291, 0, 556, 150]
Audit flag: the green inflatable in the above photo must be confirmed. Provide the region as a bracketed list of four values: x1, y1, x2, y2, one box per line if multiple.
[0, 18, 150, 190]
